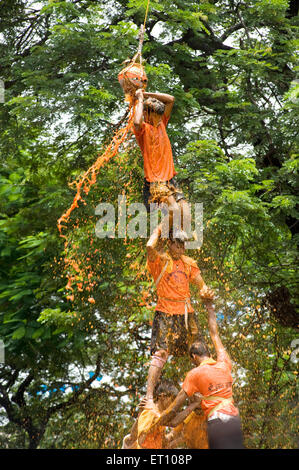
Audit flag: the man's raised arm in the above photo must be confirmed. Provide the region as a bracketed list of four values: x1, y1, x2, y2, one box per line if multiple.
[192, 272, 214, 301]
[134, 89, 144, 130]
[156, 389, 188, 427]
[143, 91, 175, 118]
[205, 300, 231, 365]
[146, 224, 163, 263]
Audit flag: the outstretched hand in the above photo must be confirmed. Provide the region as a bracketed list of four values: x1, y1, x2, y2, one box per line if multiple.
[199, 285, 214, 300]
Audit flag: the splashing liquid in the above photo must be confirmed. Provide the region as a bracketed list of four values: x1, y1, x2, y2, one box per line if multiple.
[57, 103, 136, 302]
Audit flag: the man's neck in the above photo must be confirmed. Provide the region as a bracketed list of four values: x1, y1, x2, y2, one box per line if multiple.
[167, 250, 182, 261]
[198, 356, 211, 366]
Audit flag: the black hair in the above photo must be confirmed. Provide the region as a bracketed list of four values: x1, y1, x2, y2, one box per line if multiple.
[144, 98, 165, 115]
[189, 341, 210, 359]
[153, 379, 179, 400]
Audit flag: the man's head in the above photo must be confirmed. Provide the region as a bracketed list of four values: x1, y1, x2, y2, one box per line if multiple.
[168, 229, 188, 260]
[144, 97, 165, 116]
[189, 341, 210, 365]
[154, 380, 179, 411]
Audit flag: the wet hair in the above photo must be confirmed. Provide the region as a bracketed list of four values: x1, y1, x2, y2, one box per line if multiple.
[153, 379, 179, 400]
[144, 98, 165, 116]
[189, 341, 210, 359]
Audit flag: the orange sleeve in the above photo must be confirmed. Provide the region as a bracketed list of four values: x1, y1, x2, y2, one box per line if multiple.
[189, 265, 201, 283]
[147, 254, 162, 280]
[182, 369, 200, 397]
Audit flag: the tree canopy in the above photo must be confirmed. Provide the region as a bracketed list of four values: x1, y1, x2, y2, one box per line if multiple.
[0, 0, 298, 449]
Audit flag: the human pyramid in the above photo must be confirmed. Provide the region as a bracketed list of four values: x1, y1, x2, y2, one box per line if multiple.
[118, 51, 245, 450]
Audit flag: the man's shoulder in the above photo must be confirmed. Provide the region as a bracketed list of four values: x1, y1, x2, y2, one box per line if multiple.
[216, 355, 232, 370]
[181, 255, 198, 268]
[183, 366, 203, 394]
[147, 250, 167, 263]
[186, 366, 202, 381]
[147, 251, 168, 270]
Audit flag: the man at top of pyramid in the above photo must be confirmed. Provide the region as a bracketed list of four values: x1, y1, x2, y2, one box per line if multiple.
[133, 88, 189, 225]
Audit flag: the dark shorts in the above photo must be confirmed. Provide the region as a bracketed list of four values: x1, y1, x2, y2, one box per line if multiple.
[150, 310, 205, 357]
[207, 415, 245, 449]
[143, 177, 185, 213]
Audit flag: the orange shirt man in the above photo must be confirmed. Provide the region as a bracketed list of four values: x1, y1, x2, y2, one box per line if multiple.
[141, 224, 214, 411]
[156, 302, 245, 449]
[122, 380, 200, 450]
[133, 89, 190, 236]
[147, 248, 200, 316]
[133, 111, 176, 183]
[133, 89, 176, 184]
[182, 353, 238, 419]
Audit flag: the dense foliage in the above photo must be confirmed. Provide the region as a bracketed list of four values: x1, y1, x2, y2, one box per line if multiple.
[0, 0, 298, 449]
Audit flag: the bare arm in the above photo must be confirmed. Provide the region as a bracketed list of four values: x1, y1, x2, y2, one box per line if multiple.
[123, 415, 140, 448]
[167, 399, 201, 428]
[192, 272, 214, 300]
[134, 89, 144, 130]
[128, 416, 139, 443]
[143, 92, 174, 103]
[146, 224, 164, 262]
[205, 300, 231, 365]
[157, 389, 188, 427]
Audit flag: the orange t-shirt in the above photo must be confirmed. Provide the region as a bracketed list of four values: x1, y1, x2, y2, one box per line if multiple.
[147, 254, 201, 315]
[133, 114, 176, 183]
[182, 357, 239, 418]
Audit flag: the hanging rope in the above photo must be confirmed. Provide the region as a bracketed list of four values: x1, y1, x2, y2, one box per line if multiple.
[143, 0, 150, 30]
[117, 0, 151, 100]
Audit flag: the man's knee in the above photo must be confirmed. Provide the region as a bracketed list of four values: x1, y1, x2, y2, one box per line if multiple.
[150, 349, 168, 369]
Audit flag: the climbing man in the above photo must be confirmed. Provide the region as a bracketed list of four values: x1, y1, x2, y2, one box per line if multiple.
[155, 300, 245, 449]
[142, 223, 214, 410]
[122, 379, 201, 449]
[133, 88, 190, 234]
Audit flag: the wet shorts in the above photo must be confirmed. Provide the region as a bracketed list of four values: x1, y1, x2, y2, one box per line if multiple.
[150, 310, 205, 357]
[143, 177, 185, 213]
[207, 415, 245, 449]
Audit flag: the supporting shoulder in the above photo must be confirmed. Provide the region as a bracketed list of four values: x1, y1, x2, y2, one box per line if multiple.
[181, 255, 198, 268]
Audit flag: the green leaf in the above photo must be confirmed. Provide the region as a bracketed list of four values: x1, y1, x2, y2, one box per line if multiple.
[9, 290, 33, 301]
[12, 326, 26, 340]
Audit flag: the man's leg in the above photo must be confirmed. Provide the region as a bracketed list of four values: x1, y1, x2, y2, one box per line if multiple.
[178, 198, 191, 235]
[148, 181, 180, 237]
[162, 195, 180, 236]
[142, 311, 169, 409]
[163, 196, 192, 237]
[168, 178, 191, 234]
[143, 349, 168, 408]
